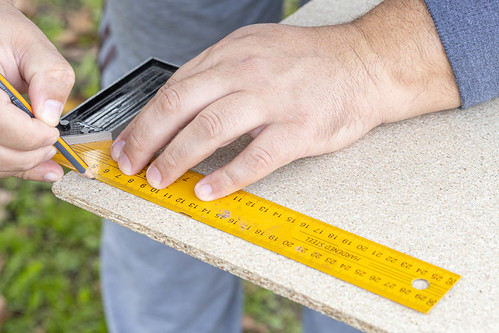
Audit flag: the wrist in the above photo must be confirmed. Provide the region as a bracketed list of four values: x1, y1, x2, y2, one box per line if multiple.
[350, 0, 460, 123]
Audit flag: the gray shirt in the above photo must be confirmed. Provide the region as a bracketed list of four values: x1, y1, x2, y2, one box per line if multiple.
[98, 0, 284, 86]
[99, 0, 498, 108]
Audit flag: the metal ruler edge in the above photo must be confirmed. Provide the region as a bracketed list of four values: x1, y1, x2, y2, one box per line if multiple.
[53, 140, 460, 313]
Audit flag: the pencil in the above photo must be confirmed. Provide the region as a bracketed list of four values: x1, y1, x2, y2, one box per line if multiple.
[0, 73, 94, 179]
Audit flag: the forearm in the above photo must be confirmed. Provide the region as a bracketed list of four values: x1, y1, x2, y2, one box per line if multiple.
[351, 0, 461, 123]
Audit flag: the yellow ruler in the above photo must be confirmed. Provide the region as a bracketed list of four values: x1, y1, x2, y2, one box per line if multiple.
[53, 140, 460, 313]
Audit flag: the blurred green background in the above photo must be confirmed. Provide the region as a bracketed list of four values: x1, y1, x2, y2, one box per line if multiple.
[0, 0, 303, 332]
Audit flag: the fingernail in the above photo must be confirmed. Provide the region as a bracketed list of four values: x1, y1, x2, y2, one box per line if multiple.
[41, 100, 63, 126]
[146, 165, 162, 189]
[44, 172, 61, 183]
[111, 140, 125, 161]
[195, 183, 213, 201]
[44, 147, 58, 161]
[118, 152, 132, 175]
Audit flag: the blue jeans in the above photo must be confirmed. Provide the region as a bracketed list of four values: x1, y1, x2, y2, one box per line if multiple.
[101, 220, 360, 332]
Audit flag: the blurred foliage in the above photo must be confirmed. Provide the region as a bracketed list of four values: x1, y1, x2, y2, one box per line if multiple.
[1, 1, 304, 332]
[284, 0, 302, 18]
[24, 0, 104, 105]
[0, 178, 105, 332]
[244, 282, 302, 333]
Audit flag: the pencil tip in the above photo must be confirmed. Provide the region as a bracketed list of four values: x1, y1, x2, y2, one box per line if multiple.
[84, 168, 95, 180]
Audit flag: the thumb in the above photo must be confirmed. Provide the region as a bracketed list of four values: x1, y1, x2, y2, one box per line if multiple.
[18, 32, 75, 126]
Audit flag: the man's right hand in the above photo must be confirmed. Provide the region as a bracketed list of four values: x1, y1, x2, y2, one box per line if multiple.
[0, 1, 75, 182]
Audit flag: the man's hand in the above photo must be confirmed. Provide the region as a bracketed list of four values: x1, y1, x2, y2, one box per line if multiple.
[0, 1, 74, 182]
[112, 0, 460, 201]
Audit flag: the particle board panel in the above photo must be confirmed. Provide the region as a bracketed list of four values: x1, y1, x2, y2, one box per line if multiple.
[52, 1, 499, 332]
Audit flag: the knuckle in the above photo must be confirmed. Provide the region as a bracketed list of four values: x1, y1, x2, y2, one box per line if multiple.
[219, 167, 240, 189]
[22, 153, 43, 171]
[156, 86, 181, 114]
[18, 123, 44, 149]
[245, 145, 274, 171]
[159, 149, 180, 170]
[126, 132, 149, 155]
[196, 111, 225, 140]
[15, 170, 29, 180]
[46, 61, 76, 86]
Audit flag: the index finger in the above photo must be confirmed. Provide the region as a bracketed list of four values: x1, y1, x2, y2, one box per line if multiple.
[112, 67, 242, 175]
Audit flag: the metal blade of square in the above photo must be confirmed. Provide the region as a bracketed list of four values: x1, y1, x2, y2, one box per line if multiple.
[58, 58, 177, 145]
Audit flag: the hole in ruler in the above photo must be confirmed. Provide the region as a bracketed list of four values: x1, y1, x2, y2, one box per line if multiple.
[412, 278, 430, 290]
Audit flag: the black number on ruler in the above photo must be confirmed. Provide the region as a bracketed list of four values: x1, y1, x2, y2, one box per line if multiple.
[356, 245, 368, 251]
[342, 239, 352, 246]
[354, 269, 366, 277]
[401, 262, 412, 269]
[384, 282, 396, 289]
[385, 256, 397, 263]
[399, 287, 412, 295]
[325, 258, 337, 265]
[240, 223, 250, 231]
[259, 206, 268, 213]
[255, 229, 265, 236]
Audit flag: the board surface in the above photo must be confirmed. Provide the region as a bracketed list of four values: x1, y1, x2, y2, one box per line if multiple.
[53, 0, 499, 331]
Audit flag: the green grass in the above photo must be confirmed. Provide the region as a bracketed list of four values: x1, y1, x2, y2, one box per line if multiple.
[0, 178, 303, 332]
[0, 1, 303, 332]
[0, 179, 105, 332]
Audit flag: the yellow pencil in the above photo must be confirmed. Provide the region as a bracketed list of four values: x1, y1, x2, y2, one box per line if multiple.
[0, 73, 94, 179]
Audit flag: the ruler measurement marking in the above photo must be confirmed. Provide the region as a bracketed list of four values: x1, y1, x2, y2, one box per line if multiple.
[299, 226, 455, 292]
[52, 140, 460, 313]
[296, 227, 444, 287]
[368, 262, 447, 295]
[298, 238, 416, 291]
[112, 165, 454, 295]
[369, 259, 452, 291]
[156, 187, 448, 304]
[99, 161, 452, 308]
